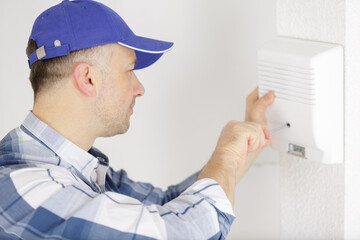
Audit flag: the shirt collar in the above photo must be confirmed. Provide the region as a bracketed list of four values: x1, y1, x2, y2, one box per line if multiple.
[21, 111, 109, 188]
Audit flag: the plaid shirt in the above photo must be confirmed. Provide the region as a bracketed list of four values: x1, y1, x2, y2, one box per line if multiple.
[0, 112, 235, 239]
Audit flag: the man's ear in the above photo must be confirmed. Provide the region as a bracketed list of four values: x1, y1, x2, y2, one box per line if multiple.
[73, 62, 98, 97]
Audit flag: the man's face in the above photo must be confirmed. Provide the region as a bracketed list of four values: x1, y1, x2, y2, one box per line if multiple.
[95, 44, 145, 136]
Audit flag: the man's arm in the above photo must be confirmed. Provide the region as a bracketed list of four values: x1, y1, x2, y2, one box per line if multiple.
[0, 164, 233, 239]
[238, 87, 275, 181]
[198, 87, 275, 205]
[105, 167, 200, 205]
[197, 121, 271, 206]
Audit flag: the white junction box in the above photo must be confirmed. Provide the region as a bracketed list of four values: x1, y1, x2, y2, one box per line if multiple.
[257, 37, 343, 164]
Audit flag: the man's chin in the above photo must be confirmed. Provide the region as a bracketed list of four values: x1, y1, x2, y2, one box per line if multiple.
[100, 122, 130, 137]
[117, 121, 130, 135]
[118, 126, 130, 135]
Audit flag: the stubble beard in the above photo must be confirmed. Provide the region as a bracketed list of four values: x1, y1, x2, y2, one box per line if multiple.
[100, 106, 131, 137]
[94, 92, 131, 137]
[95, 71, 131, 137]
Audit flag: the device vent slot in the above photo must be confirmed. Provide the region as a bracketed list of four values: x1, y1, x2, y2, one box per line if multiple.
[258, 69, 314, 83]
[259, 79, 316, 95]
[258, 60, 315, 75]
[259, 75, 315, 90]
[259, 88, 316, 105]
[258, 61, 316, 105]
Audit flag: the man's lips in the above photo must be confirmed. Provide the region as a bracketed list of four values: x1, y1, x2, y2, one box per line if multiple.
[130, 101, 135, 109]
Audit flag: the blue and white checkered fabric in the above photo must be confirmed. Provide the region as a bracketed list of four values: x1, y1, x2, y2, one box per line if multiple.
[0, 112, 235, 239]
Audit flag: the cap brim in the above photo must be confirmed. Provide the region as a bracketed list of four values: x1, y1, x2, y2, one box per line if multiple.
[118, 36, 173, 70]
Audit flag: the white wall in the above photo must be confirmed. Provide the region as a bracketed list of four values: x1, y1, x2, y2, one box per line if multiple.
[277, 0, 360, 239]
[0, 1, 279, 239]
[277, 0, 345, 238]
[343, 1, 360, 239]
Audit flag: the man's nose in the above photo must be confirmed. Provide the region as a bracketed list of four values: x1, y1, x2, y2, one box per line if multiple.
[133, 73, 145, 97]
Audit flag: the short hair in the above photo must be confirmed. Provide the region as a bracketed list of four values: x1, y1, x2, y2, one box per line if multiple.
[26, 39, 113, 98]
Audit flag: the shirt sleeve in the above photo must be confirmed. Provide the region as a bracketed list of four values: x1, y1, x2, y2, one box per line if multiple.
[1, 165, 236, 240]
[105, 167, 200, 205]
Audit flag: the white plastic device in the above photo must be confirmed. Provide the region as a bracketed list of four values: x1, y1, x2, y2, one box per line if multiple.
[257, 37, 343, 164]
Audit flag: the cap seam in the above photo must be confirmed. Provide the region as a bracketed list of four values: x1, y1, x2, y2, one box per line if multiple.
[103, 3, 119, 40]
[62, 2, 76, 50]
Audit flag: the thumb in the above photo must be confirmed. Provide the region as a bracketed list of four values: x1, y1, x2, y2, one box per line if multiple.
[262, 125, 272, 148]
[246, 87, 260, 104]
[254, 90, 275, 112]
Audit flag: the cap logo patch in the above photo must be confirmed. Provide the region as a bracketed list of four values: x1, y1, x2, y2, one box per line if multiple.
[54, 40, 61, 47]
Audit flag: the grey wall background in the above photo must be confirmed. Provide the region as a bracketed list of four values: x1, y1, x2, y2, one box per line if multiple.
[0, 1, 279, 239]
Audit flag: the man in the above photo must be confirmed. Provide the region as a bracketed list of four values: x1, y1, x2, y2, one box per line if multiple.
[0, 0, 275, 239]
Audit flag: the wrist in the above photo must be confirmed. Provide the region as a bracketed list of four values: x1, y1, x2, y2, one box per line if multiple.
[198, 154, 237, 206]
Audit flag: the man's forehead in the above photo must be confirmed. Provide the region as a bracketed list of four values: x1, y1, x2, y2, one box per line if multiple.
[114, 44, 137, 64]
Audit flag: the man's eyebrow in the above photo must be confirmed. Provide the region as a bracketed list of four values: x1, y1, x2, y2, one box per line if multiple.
[134, 59, 138, 66]
[127, 58, 137, 69]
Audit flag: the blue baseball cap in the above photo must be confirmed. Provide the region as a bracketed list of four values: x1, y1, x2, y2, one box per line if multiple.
[27, 0, 173, 69]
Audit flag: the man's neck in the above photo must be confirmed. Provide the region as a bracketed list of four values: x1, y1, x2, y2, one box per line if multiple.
[32, 104, 96, 152]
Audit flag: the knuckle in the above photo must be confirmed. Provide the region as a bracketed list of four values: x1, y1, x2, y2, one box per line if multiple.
[247, 122, 260, 130]
[254, 122, 263, 131]
[227, 120, 241, 130]
[227, 120, 237, 126]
